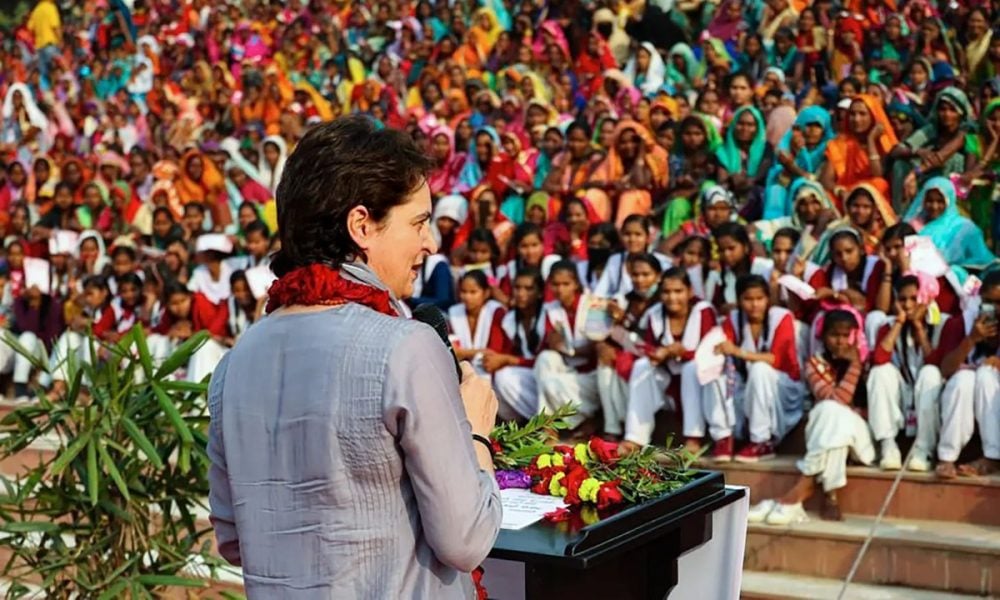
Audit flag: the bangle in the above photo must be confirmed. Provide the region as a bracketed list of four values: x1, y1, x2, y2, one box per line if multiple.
[472, 434, 495, 460]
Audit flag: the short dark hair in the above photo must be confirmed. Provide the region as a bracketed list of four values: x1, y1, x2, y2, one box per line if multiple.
[245, 219, 270, 239]
[272, 116, 432, 276]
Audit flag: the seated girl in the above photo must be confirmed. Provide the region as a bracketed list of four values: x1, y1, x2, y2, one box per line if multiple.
[535, 261, 601, 433]
[709, 274, 804, 462]
[576, 223, 621, 292]
[447, 270, 507, 376]
[812, 228, 884, 349]
[595, 254, 665, 440]
[936, 270, 1000, 479]
[748, 310, 875, 524]
[879, 223, 963, 318]
[495, 223, 559, 305]
[867, 275, 963, 472]
[148, 281, 230, 382]
[48, 276, 110, 399]
[226, 271, 260, 345]
[623, 267, 718, 453]
[408, 246, 455, 312]
[461, 227, 502, 282]
[2, 283, 66, 401]
[710, 222, 774, 312]
[593, 214, 672, 298]
[673, 234, 713, 301]
[92, 272, 144, 345]
[487, 269, 547, 421]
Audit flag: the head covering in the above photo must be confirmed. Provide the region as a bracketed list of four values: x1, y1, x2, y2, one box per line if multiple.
[779, 106, 834, 173]
[624, 42, 666, 96]
[717, 106, 767, 177]
[903, 177, 996, 270]
[258, 136, 288, 193]
[431, 193, 470, 246]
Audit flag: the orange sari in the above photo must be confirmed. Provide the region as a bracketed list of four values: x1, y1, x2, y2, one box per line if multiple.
[586, 120, 669, 225]
[176, 151, 230, 229]
[824, 94, 898, 209]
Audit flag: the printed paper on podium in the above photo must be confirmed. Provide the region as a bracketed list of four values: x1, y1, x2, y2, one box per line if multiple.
[500, 489, 567, 530]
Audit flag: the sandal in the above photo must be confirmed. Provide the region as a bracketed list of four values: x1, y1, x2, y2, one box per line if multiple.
[957, 458, 1000, 478]
[820, 493, 843, 521]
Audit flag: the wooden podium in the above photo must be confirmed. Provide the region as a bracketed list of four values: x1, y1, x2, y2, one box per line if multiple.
[486, 471, 745, 599]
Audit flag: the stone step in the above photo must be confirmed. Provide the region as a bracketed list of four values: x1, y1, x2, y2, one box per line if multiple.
[705, 456, 1000, 526]
[745, 512, 1000, 596]
[740, 570, 982, 600]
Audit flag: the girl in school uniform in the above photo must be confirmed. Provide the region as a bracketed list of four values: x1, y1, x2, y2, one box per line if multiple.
[92, 273, 144, 344]
[710, 222, 774, 312]
[576, 223, 621, 293]
[748, 310, 875, 525]
[461, 228, 502, 282]
[878, 223, 964, 318]
[769, 227, 828, 362]
[407, 250, 455, 311]
[448, 270, 507, 376]
[592, 215, 672, 298]
[936, 270, 1000, 480]
[48, 275, 110, 399]
[495, 223, 559, 305]
[147, 281, 230, 382]
[673, 235, 714, 301]
[225, 270, 258, 346]
[535, 260, 602, 432]
[709, 274, 804, 462]
[623, 266, 718, 454]
[487, 269, 547, 421]
[596, 253, 664, 440]
[812, 227, 885, 349]
[867, 275, 963, 472]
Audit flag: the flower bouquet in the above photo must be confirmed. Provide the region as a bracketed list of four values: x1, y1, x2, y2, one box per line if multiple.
[490, 406, 699, 521]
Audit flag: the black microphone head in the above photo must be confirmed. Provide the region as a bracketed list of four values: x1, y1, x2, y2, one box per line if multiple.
[411, 304, 463, 381]
[411, 304, 450, 342]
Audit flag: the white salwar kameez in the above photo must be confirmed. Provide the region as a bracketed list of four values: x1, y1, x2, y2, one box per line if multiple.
[797, 400, 875, 492]
[534, 297, 600, 428]
[938, 366, 1000, 462]
[494, 310, 545, 420]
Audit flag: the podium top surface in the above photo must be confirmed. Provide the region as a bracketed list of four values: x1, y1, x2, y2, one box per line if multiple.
[489, 470, 741, 568]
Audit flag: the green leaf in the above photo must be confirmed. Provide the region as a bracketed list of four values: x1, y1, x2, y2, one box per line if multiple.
[86, 438, 99, 506]
[158, 380, 209, 394]
[97, 579, 130, 600]
[131, 325, 154, 377]
[154, 331, 209, 380]
[121, 417, 164, 469]
[151, 382, 194, 445]
[134, 574, 207, 587]
[50, 431, 93, 476]
[0, 521, 60, 533]
[97, 442, 130, 501]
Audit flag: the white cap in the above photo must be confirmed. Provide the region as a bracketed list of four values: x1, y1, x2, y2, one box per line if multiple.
[195, 234, 234, 255]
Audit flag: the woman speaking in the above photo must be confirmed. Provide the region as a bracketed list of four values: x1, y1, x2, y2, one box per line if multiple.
[207, 116, 502, 597]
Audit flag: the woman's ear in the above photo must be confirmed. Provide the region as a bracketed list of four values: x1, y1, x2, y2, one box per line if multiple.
[346, 205, 375, 253]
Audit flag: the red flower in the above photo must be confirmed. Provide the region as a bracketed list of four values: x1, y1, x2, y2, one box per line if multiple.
[531, 475, 553, 495]
[562, 465, 590, 505]
[544, 507, 572, 522]
[491, 438, 503, 455]
[596, 480, 624, 509]
[589, 436, 619, 464]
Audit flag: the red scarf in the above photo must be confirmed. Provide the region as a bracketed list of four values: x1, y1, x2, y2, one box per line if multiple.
[265, 264, 397, 317]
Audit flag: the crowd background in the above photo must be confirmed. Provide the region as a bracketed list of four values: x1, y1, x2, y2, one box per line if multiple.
[1, 0, 999, 523]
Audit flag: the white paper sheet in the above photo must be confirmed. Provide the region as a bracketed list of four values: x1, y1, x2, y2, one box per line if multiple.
[694, 326, 727, 385]
[904, 235, 949, 278]
[500, 488, 567, 530]
[23, 257, 51, 295]
[244, 264, 276, 299]
[48, 229, 79, 256]
[777, 274, 816, 300]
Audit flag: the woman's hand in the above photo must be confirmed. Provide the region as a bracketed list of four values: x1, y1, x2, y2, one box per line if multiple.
[716, 340, 740, 357]
[971, 316, 998, 343]
[894, 300, 907, 324]
[606, 302, 625, 323]
[868, 123, 884, 144]
[597, 342, 618, 366]
[480, 350, 509, 374]
[459, 362, 498, 438]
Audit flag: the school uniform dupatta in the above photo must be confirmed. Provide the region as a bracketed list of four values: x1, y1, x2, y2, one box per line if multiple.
[642, 299, 717, 375]
[448, 299, 505, 351]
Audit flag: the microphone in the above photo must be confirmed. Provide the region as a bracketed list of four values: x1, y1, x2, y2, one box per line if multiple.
[411, 304, 463, 382]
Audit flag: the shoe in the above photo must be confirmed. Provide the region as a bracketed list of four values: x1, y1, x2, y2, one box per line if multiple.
[734, 441, 776, 463]
[712, 436, 734, 462]
[748, 499, 776, 523]
[880, 439, 902, 470]
[908, 452, 931, 472]
[765, 502, 809, 526]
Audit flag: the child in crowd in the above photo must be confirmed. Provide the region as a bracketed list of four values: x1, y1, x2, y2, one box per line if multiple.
[489, 269, 547, 420]
[448, 270, 506, 375]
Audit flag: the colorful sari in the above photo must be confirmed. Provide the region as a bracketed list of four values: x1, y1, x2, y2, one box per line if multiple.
[824, 94, 898, 204]
[811, 182, 897, 265]
[586, 120, 669, 225]
[903, 177, 996, 273]
[763, 106, 834, 219]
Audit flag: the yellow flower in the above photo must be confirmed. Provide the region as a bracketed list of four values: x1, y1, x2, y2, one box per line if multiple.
[579, 477, 602, 504]
[551, 453, 565, 467]
[549, 472, 567, 497]
[580, 505, 600, 525]
[574, 443, 590, 465]
[536, 454, 552, 469]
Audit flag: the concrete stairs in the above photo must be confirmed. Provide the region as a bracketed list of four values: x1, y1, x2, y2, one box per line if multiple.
[706, 457, 1000, 598]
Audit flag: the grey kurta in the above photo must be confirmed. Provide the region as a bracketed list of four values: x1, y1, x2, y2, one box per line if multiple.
[207, 301, 502, 598]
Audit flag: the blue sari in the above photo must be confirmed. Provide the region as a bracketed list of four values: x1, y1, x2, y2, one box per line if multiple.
[903, 177, 996, 276]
